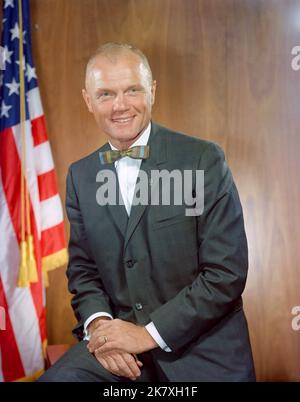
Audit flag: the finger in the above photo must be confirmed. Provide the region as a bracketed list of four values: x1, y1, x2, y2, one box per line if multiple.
[94, 341, 119, 354]
[96, 355, 109, 371]
[95, 351, 114, 373]
[97, 354, 121, 378]
[133, 354, 143, 367]
[88, 334, 109, 353]
[122, 354, 141, 378]
[88, 326, 111, 349]
[115, 354, 138, 380]
[105, 355, 121, 377]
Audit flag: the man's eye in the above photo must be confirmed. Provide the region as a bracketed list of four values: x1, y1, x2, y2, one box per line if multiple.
[128, 88, 138, 94]
[98, 92, 112, 99]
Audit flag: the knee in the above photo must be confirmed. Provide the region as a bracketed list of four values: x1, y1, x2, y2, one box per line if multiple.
[37, 366, 79, 382]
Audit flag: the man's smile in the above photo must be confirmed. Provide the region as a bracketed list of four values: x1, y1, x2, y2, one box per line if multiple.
[111, 116, 135, 125]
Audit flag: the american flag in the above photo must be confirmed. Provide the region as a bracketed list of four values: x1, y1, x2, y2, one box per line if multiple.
[0, 0, 67, 381]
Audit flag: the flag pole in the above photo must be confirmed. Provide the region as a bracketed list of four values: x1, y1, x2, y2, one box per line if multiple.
[18, 0, 37, 287]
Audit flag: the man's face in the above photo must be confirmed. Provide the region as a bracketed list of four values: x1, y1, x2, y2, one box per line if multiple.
[82, 52, 156, 149]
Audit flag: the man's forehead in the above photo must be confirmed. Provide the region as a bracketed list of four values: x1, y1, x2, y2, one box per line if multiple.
[88, 57, 146, 86]
[92, 52, 141, 73]
[91, 66, 142, 87]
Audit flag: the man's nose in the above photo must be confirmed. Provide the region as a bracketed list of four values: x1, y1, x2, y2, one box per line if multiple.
[112, 93, 129, 112]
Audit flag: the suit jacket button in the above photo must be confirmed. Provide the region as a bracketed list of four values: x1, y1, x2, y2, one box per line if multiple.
[135, 303, 143, 311]
[126, 260, 135, 268]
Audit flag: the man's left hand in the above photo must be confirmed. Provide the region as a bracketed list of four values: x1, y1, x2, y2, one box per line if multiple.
[87, 319, 158, 355]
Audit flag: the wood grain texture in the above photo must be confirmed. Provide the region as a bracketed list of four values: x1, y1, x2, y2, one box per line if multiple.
[28, 0, 300, 380]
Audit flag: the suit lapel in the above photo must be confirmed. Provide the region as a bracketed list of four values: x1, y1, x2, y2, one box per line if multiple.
[97, 143, 128, 237]
[124, 123, 168, 250]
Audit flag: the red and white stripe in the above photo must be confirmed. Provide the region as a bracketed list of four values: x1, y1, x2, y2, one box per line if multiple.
[0, 87, 67, 381]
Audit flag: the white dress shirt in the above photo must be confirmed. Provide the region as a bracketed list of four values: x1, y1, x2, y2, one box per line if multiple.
[84, 122, 171, 352]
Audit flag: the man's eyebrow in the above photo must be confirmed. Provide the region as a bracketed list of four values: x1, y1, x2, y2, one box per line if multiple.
[95, 84, 144, 93]
[126, 84, 144, 91]
[96, 88, 114, 93]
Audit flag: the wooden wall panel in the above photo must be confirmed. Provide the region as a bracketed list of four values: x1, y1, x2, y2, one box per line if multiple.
[28, 0, 300, 381]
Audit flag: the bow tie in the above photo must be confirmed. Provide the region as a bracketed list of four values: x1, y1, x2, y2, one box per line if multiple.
[99, 145, 150, 164]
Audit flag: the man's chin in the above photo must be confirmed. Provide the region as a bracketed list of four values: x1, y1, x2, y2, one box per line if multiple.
[108, 129, 144, 145]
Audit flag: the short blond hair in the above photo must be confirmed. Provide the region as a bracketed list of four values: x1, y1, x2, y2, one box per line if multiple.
[86, 42, 153, 87]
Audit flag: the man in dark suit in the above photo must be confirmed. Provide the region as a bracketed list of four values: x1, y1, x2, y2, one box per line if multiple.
[39, 43, 255, 382]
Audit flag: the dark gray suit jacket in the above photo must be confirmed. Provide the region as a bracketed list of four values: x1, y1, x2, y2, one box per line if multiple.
[66, 122, 255, 381]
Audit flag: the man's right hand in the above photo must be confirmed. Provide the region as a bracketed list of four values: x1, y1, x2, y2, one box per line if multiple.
[88, 317, 143, 380]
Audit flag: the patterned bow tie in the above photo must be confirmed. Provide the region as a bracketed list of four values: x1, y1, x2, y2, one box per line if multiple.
[99, 145, 150, 164]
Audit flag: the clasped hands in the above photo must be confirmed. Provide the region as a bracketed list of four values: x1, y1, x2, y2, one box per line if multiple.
[87, 318, 158, 381]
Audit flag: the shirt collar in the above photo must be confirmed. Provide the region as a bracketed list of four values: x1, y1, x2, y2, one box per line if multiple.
[109, 121, 151, 151]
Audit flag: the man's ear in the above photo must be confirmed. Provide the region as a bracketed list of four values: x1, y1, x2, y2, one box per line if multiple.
[82, 89, 93, 113]
[151, 80, 157, 105]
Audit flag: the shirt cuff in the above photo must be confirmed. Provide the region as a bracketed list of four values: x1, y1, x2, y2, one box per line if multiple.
[83, 312, 113, 341]
[145, 321, 172, 352]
